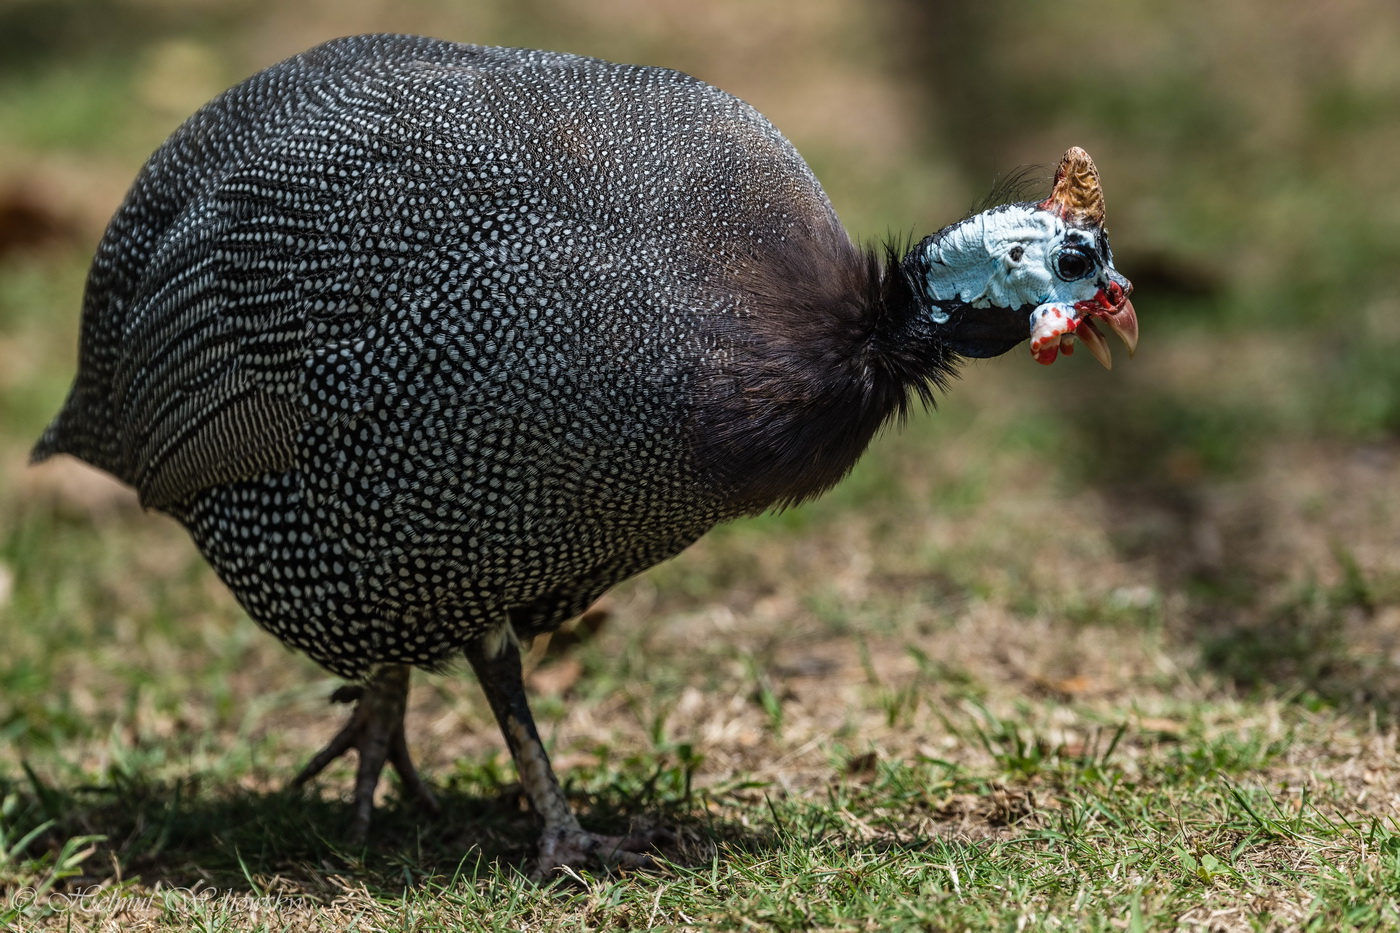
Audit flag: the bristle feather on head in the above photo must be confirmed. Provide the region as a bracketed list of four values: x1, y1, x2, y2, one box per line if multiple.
[969, 165, 1044, 217]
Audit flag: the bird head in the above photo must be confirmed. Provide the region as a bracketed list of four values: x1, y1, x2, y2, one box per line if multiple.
[907, 147, 1138, 368]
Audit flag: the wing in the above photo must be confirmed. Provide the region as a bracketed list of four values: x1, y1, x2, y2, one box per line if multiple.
[36, 38, 543, 507]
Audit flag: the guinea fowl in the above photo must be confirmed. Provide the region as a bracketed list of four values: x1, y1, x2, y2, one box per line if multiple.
[32, 34, 1137, 871]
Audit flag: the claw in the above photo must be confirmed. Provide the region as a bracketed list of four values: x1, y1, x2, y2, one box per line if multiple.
[534, 825, 669, 878]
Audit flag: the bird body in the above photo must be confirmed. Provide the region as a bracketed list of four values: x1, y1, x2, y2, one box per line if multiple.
[37, 35, 893, 676]
[34, 35, 1137, 869]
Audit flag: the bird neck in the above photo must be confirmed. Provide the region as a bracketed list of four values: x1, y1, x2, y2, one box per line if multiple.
[689, 236, 958, 514]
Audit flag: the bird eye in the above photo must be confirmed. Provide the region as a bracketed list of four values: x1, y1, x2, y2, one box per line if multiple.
[1055, 247, 1093, 281]
[1009, 245, 1024, 262]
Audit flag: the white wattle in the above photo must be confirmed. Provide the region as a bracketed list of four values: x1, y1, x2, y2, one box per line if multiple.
[1028, 302, 1077, 363]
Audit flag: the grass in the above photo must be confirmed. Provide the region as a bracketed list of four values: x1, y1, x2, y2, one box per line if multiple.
[3, 694, 1399, 930]
[5, 0, 1400, 929]
[7, 374, 1400, 929]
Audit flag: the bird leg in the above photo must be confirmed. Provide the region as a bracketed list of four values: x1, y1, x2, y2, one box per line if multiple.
[291, 663, 440, 840]
[465, 624, 660, 874]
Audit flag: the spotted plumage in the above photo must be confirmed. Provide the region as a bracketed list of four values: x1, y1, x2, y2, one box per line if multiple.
[35, 35, 840, 676]
[34, 34, 1136, 870]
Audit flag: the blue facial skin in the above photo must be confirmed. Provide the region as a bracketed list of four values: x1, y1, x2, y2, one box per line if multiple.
[911, 200, 1132, 364]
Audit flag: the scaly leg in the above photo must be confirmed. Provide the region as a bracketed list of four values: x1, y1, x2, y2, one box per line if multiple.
[291, 663, 440, 840]
[465, 624, 660, 874]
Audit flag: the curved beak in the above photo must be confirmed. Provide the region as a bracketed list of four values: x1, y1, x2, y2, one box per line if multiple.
[1073, 271, 1137, 369]
[1029, 274, 1138, 368]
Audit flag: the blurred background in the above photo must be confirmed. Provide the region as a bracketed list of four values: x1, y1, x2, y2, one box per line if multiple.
[3, 0, 1400, 771]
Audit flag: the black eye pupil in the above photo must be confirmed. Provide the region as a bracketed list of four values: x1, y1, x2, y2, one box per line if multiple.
[1057, 250, 1091, 280]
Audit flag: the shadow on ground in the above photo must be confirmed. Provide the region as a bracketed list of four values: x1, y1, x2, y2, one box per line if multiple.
[2, 772, 755, 897]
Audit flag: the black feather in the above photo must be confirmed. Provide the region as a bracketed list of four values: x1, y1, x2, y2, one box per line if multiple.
[689, 227, 957, 513]
[968, 164, 1047, 217]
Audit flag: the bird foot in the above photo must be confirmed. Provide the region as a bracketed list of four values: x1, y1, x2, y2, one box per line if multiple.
[533, 825, 672, 877]
[291, 665, 439, 840]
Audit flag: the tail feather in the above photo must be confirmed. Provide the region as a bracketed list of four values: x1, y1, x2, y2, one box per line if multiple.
[29, 381, 125, 479]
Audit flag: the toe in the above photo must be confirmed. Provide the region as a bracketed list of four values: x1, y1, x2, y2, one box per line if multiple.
[534, 826, 667, 876]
